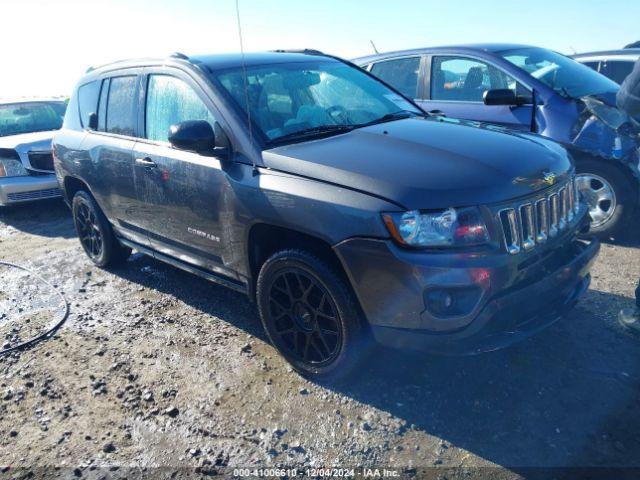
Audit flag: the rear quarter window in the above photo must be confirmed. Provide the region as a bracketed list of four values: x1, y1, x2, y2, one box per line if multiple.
[77, 81, 101, 128]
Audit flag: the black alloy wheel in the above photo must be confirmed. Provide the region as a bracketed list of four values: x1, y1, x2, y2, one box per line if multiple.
[75, 201, 103, 259]
[72, 191, 131, 267]
[257, 249, 369, 380]
[267, 268, 342, 366]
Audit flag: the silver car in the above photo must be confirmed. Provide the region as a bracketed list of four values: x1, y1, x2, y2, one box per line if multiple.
[0, 98, 66, 206]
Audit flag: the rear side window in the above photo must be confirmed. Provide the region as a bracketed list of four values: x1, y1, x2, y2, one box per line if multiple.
[77, 81, 101, 128]
[145, 75, 215, 142]
[600, 60, 635, 84]
[370, 57, 421, 99]
[105, 76, 137, 136]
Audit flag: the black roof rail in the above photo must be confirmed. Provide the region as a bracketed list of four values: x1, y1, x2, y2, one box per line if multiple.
[170, 52, 189, 60]
[271, 49, 325, 56]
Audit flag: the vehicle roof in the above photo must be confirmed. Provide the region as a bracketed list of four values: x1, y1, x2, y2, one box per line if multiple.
[85, 51, 338, 77]
[192, 52, 339, 71]
[353, 43, 537, 64]
[571, 49, 640, 59]
[0, 97, 66, 105]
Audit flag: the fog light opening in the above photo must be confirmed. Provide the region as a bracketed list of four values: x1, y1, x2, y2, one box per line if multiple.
[424, 286, 482, 319]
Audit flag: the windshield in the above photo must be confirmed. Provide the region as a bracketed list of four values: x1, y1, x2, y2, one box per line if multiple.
[213, 60, 422, 143]
[498, 47, 619, 99]
[0, 101, 66, 137]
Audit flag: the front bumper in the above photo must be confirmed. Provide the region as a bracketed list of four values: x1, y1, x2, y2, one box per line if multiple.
[335, 226, 599, 355]
[0, 174, 61, 206]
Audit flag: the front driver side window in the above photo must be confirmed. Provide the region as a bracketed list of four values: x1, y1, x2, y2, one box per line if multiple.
[431, 56, 520, 102]
[146, 75, 216, 143]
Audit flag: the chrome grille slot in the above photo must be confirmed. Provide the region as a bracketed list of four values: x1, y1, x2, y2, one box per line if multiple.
[558, 187, 567, 231]
[567, 183, 575, 222]
[519, 203, 535, 251]
[499, 208, 520, 255]
[535, 198, 549, 243]
[549, 193, 560, 237]
[497, 178, 579, 255]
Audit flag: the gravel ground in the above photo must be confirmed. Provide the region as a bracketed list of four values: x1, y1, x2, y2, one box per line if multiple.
[1, 199, 639, 479]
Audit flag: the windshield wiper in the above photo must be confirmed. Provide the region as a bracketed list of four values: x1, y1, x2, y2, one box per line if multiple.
[271, 124, 356, 143]
[269, 110, 427, 144]
[359, 110, 426, 127]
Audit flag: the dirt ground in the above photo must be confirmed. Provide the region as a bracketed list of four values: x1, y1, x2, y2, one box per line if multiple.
[1, 199, 639, 479]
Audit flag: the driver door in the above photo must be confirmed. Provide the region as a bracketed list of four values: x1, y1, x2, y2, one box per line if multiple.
[419, 55, 534, 131]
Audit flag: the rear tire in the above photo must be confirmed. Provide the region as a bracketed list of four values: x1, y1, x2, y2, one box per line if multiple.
[256, 249, 370, 381]
[576, 160, 636, 240]
[72, 191, 131, 267]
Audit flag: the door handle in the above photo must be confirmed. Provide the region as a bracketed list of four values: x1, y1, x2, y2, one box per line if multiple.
[135, 157, 157, 168]
[429, 110, 446, 117]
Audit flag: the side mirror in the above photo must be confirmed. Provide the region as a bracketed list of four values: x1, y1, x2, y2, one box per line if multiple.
[168, 120, 216, 154]
[483, 89, 522, 106]
[88, 112, 98, 130]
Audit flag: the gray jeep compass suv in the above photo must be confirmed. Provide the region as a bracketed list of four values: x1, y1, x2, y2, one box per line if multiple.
[53, 51, 599, 379]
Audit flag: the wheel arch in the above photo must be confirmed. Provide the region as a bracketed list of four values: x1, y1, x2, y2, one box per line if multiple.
[62, 176, 93, 204]
[246, 222, 352, 301]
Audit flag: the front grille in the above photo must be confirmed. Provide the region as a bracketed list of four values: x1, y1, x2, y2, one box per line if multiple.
[7, 188, 61, 201]
[0, 148, 20, 160]
[28, 151, 54, 172]
[497, 178, 580, 255]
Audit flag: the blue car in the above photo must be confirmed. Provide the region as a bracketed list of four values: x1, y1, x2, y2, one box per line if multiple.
[354, 44, 640, 238]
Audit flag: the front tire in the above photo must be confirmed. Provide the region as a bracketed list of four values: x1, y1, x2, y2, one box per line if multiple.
[256, 249, 369, 380]
[72, 191, 131, 267]
[576, 160, 636, 239]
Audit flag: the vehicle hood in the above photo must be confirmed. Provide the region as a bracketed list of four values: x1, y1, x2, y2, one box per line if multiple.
[0, 130, 55, 154]
[262, 117, 573, 209]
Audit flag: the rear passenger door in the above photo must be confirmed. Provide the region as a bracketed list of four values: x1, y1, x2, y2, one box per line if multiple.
[369, 56, 424, 102]
[80, 73, 151, 247]
[132, 69, 229, 275]
[420, 55, 533, 130]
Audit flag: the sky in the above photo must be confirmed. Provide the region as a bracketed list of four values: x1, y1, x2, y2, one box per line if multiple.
[2, 0, 639, 97]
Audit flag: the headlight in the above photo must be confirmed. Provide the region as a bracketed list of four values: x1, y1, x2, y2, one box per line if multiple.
[382, 207, 490, 248]
[0, 155, 28, 177]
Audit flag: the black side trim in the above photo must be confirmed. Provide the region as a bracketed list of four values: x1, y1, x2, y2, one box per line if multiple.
[118, 237, 248, 295]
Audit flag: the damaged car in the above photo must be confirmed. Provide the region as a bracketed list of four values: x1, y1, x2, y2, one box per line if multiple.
[54, 51, 598, 379]
[0, 98, 67, 206]
[355, 45, 640, 238]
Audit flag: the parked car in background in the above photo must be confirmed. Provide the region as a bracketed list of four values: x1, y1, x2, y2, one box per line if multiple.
[0, 98, 66, 206]
[54, 51, 597, 379]
[572, 49, 640, 84]
[354, 45, 640, 239]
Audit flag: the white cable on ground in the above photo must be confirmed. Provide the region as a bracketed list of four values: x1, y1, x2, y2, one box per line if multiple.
[0, 260, 69, 356]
